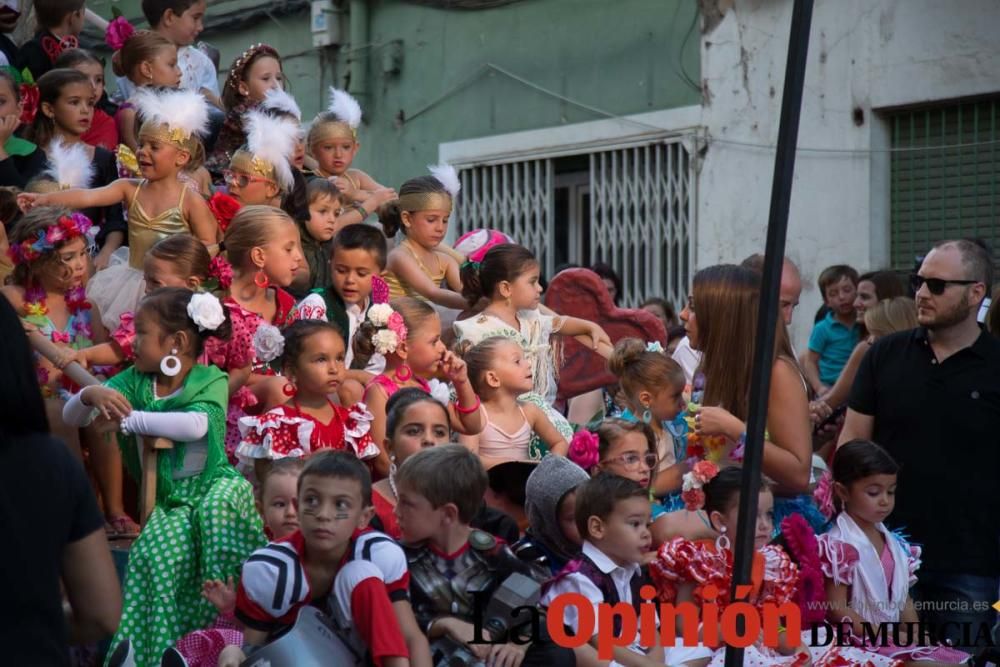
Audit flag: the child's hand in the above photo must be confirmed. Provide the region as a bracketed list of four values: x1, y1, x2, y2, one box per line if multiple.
[588, 323, 612, 351]
[91, 414, 122, 434]
[487, 642, 527, 667]
[439, 618, 492, 661]
[202, 577, 237, 615]
[54, 347, 86, 370]
[81, 386, 132, 421]
[693, 405, 743, 441]
[217, 645, 246, 667]
[371, 187, 398, 207]
[439, 350, 469, 385]
[20, 318, 39, 334]
[16, 192, 44, 212]
[331, 175, 359, 201]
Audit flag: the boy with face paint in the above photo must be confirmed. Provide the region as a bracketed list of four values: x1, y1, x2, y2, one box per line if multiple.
[234, 451, 429, 667]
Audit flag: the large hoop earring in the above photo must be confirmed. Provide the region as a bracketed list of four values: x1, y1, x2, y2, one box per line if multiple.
[715, 526, 730, 552]
[254, 270, 270, 289]
[160, 348, 182, 377]
[282, 382, 297, 397]
[394, 365, 412, 383]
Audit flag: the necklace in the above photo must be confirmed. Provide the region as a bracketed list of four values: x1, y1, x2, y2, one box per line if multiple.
[24, 285, 93, 342]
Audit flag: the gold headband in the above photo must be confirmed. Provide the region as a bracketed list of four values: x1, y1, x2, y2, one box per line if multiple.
[308, 119, 357, 146]
[230, 149, 276, 182]
[139, 121, 197, 152]
[398, 192, 453, 214]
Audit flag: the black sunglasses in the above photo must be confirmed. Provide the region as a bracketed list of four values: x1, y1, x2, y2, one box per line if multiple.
[910, 274, 979, 295]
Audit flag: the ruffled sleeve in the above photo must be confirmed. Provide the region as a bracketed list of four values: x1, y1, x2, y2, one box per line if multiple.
[293, 293, 328, 321]
[649, 537, 725, 603]
[110, 311, 136, 360]
[341, 403, 379, 460]
[816, 534, 860, 586]
[758, 545, 799, 606]
[236, 407, 315, 462]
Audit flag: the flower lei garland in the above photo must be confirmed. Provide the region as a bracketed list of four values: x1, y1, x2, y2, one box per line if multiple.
[680, 459, 719, 511]
[367, 303, 407, 355]
[8, 212, 98, 265]
[24, 285, 92, 342]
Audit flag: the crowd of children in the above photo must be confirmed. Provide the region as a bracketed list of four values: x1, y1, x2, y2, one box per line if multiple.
[0, 1, 987, 666]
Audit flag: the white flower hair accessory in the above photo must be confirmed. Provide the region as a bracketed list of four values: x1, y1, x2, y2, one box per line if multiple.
[367, 303, 394, 327]
[372, 329, 401, 355]
[646, 341, 664, 353]
[187, 293, 226, 332]
[254, 323, 285, 363]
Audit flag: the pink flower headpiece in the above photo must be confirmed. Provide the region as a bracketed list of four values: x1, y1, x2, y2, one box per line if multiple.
[8, 212, 97, 265]
[105, 16, 135, 50]
[680, 459, 719, 511]
[568, 429, 599, 469]
[813, 469, 835, 519]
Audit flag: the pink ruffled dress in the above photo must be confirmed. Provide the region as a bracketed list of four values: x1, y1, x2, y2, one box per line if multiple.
[236, 400, 378, 462]
[817, 513, 969, 664]
[651, 538, 904, 667]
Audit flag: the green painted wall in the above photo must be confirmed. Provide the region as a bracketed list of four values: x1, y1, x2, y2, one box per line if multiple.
[342, 0, 701, 187]
[85, 0, 700, 186]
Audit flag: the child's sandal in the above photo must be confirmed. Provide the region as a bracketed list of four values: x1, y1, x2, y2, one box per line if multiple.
[107, 514, 140, 537]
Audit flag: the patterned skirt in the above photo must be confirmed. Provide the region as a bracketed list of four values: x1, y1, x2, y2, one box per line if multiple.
[107, 474, 264, 666]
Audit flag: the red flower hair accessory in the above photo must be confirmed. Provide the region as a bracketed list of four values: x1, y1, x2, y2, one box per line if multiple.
[207, 192, 242, 233]
[680, 459, 719, 511]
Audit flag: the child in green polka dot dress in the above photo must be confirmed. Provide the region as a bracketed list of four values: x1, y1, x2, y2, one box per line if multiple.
[62, 288, 266, 666]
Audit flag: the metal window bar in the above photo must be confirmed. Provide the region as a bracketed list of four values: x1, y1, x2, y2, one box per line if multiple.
[589, 139, 694, 309]
[453, 137, 695, 311]
[889, 98, 1000, 271]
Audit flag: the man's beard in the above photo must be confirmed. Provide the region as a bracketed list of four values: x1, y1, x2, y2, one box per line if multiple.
[920, 291, 972, 330]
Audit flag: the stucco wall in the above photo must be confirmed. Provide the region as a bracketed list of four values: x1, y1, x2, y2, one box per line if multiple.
[696, 0, 1000, 348]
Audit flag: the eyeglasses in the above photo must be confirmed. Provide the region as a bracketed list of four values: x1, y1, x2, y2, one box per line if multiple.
[223, 170, 272, 189]
[601, 452, 659, 471]
[910, 274, 980, 296]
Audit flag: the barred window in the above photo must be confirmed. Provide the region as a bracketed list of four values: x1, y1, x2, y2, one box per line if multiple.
[889, 97, 1000, 270]
[453, 138, 695, 309]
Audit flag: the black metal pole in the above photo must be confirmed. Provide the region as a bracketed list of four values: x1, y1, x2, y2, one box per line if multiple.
[724, 0, 814, 665]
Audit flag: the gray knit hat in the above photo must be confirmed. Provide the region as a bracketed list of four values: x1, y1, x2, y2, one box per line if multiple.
[524, 455, 590, 563]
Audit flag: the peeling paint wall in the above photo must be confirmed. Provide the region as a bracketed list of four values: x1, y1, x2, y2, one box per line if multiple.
[696, 0, 1000, 348]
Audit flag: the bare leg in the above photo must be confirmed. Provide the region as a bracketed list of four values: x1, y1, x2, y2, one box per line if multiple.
[83, 424, 125, 517]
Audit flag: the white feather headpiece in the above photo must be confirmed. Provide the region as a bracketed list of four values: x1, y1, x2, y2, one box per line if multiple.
[241, 108, 298, 191]
[133, 88, 210, 148]
[326, 87, 362, 129]
[44, 138, 94, 189]
[262, 88, 302, 122]
[428, 162, 461, 199]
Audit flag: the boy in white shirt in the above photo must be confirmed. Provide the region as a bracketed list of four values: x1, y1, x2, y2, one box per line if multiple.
[541, 474, 710, 667]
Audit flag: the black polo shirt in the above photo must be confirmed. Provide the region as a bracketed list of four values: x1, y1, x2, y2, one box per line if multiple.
[850, 328, 1000, 577]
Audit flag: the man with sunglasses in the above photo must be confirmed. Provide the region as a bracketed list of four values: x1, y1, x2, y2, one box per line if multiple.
[838, 239, 1000, 652]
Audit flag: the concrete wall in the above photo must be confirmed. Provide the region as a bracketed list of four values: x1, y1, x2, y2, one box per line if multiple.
[696, 0, 1000, 349]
